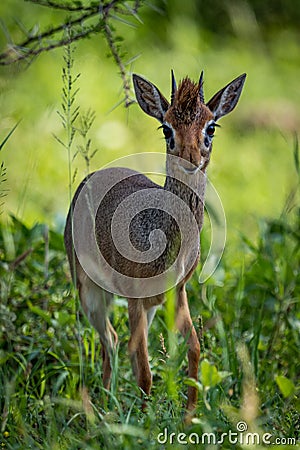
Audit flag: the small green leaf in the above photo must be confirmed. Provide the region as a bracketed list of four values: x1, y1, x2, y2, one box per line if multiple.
[185, 378, 203, 392]
[27, 300, 52, 325]
[275, 375, 295, 398]
[201, 359, 222, 388]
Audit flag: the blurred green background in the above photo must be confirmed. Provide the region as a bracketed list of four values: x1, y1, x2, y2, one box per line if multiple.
[0, 0, 299, 245]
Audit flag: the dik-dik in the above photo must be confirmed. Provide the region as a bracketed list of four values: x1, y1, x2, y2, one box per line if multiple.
[64, 70, 246, 415]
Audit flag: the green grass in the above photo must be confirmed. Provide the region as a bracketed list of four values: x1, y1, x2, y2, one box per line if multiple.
[0, 184, 299, 448]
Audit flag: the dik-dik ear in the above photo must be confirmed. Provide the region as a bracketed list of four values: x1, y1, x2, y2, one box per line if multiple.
[133, 74, 170, 124]
[207, 73, 246, 121]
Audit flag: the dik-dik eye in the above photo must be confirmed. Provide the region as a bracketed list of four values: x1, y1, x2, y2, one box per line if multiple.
[159, 123, 175, 150]
[162, 124, 173, 140]
[206, 124, 215, 137]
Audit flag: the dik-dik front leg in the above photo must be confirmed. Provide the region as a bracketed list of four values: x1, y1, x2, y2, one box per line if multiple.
[176, 284, 200, 413]
[128, 299, 152, 405]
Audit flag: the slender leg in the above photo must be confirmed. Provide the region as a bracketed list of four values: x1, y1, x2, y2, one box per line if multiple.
[175, 284, 200, 413]
[78, 271, 118, 390]
[127, 299, 152, 403]
[147, 305, 158, 330]
[100, 320, 118, 389]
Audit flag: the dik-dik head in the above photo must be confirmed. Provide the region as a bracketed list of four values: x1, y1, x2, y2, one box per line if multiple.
[133, 71, 246, 173]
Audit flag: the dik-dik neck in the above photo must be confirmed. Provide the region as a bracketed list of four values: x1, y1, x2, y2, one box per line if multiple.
[164, 154, 207, 230]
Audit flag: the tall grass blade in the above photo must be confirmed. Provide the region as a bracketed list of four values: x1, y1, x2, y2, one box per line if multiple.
[293, 133, 299, 176]
[0, 120, 21, 151]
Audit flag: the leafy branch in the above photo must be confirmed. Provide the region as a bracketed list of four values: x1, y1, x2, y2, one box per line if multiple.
[54, 33, 97, 195]
[0, 1, 101, 66]
[74, 109, 98, 175]
[0, 0, 142, 71]
[0, 0, 143, 106]
[53, 31, 80, 194]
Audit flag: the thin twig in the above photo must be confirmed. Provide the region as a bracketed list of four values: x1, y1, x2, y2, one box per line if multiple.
[25, 0, 97, 12]
[0, 0, 122, 65]
[102, 13, 133, 107]
[1, 26, 100, 65]
[10, 248, 33, 269]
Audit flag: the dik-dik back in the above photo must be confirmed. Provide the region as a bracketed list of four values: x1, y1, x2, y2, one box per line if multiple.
[64, 70, 246, 417]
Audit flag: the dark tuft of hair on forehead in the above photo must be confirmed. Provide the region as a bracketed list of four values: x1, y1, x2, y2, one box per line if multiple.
[172, 77, 202, 123]
[177, 78, 199, 105]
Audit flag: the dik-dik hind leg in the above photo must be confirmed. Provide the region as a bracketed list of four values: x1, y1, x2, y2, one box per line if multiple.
[176, 285, 200, 413]
[78, 274, 118, 389]
[128, 299, 152, 403]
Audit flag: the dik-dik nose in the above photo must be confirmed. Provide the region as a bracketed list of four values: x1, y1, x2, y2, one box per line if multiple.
[189, 150, 201, 167]
[180, 146, 201, 172]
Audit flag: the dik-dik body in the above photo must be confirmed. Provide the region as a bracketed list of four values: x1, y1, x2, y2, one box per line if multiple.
[64, 70, 246, 414]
